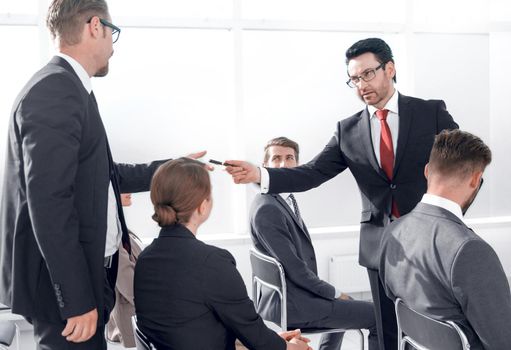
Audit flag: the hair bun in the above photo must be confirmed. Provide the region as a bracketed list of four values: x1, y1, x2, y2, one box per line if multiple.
[152, 204, 178, 226]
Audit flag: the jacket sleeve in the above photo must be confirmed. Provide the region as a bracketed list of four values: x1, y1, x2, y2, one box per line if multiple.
[451, 239, 511, 349]
[115, 159, 169, 193]
[201, 249, 286, 350]
[268, 122, 348, 194]
[435, 100, 459, 131]
[252, 203, 336, 300]
[20, 74, 96, 320]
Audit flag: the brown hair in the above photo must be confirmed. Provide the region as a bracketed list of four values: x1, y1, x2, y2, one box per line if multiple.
[150, 158, 211, 227]
[263, 136, 300, 164]
[46, 0, 109, 46]
[428, 129, 492, 179]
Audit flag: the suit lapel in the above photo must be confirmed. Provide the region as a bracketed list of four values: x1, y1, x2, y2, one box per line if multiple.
[393, 94, 413, 177]
[359, 108, 388, 180]
[272, 194, 312, 243]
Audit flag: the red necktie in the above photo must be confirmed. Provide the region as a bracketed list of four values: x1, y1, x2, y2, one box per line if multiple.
[376, 109, 400, 218]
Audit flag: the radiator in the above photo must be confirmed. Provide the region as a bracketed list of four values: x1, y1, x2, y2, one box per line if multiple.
[328, 255, 371, 293]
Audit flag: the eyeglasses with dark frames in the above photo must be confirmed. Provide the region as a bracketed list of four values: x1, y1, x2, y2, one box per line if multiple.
[87, 17, 121, 44]
[346, 62, 385, 88]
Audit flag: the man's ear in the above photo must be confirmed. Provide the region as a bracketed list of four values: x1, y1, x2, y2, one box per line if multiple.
[424, 163, 429, 179]
[385, 61, 396, 80]
[87, 16, 101, 39]
[469, 171, 483, 189]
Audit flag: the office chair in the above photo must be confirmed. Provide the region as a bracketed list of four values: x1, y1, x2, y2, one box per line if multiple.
[249, 248, 364, 350]
[131, 316, 156, 350]
[0, 320, 16, 350]
[395, 297, 470, 350]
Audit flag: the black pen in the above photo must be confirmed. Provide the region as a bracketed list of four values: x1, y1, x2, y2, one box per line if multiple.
[209, 159, 236, 167]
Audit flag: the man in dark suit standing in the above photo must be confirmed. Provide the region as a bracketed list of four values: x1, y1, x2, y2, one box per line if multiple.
[379, 129, 511, 349]
[226, 38, 458, 349]
[0, 1, 202, 348]
[250, 137, 378, 350]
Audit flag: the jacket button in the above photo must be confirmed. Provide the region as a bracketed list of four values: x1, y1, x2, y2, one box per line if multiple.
[57, 296, 63, 302]
[54, 284, 60, 290]
[58, 302, 65, 308]
[55, 290, 61, 296]
[390, 184, 396, 190]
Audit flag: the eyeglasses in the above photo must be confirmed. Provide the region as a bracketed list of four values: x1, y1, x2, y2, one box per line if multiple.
[87, 17, 121, 43]
[346, 62, 385, 88]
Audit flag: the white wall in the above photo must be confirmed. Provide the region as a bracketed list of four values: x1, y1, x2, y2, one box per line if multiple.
[1, 0, 510, 249]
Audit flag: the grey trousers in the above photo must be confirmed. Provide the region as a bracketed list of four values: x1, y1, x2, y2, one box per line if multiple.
[290, 297, 379, 350]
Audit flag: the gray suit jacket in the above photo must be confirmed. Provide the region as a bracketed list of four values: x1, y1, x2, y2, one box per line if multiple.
[379, 202, 511, 350]
[250, 193, 336, 325]
[265, 94, 458, 269]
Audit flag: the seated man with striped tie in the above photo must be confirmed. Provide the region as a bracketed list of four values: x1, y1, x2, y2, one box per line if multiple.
[249, 137, 379, 350]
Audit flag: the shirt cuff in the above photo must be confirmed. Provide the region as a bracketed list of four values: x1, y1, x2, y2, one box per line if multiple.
[260, 167, 270, 194]
[335, 288, 342, 299]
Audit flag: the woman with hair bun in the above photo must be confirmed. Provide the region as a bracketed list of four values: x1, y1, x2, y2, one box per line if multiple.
[134, 158, 311, 350]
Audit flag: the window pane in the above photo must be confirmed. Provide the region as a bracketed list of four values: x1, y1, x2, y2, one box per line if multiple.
[0, 26, 41, 184]
[0, 0, 38, 15]
[413, 0, 488, 28]
[108, 0, 232, 19]
[242, 0, 406, 23]
[93, 28, 235, 237]
[412, 33, 490, 217]
[242, 31, 404, 227]
[490, 0, 511, 21]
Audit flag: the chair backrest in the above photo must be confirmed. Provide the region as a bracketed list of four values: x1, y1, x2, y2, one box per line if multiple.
[395, 298, 470, 350]
[0, 321, 16, 348]
[249, 248, 288, 330]
[131, 316, 155, 350]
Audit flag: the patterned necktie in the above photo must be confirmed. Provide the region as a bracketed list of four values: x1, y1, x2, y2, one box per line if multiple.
[375, 109, 400, 218]
[288, 194, 301, 221]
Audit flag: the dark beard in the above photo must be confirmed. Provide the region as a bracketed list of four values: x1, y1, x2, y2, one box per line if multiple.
[94, 62, 109, 77]
[461, 178, 484, 215]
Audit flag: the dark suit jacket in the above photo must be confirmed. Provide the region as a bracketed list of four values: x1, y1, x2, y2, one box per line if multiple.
[266, 94, 458, 268]
[379, 203, 511, 350]
[0, 56, 165, 324]
[134, 224, 285, 350]
[250, 193, 336, 325]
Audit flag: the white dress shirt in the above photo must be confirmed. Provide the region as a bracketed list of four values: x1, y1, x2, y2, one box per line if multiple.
[260, 90, 400, 193]
[279, 193, 295, 214]
[367, 90, 399, 167]
[420, 193, 464, 222]
[57, 53, 121, 257]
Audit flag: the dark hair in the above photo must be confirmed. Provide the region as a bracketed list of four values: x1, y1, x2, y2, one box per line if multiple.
[263, 136, 300, 164]
[345, 38, 397, 83]
[428, 129, 492, 179]
[46, 0, 109, 46]
[150, 158, 211, 227]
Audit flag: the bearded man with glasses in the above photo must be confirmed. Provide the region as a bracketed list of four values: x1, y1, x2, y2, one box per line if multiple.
[226, 37, 459, 350]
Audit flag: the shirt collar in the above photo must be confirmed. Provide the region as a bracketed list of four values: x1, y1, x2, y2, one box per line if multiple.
[368, 89, 399, 118]
[421, 193, 464, 222]
[278, 193, 292, 201]
[56, 52, 92, 94]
